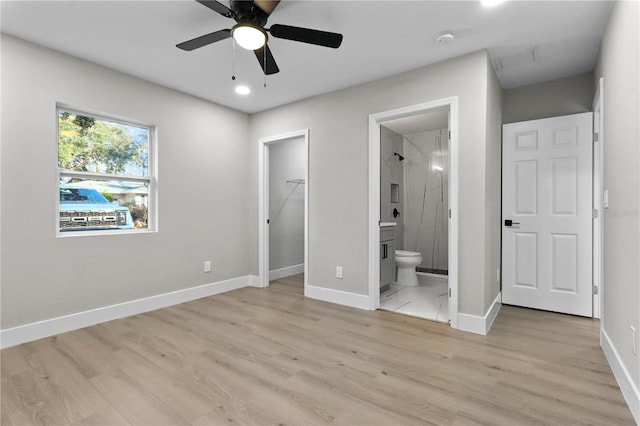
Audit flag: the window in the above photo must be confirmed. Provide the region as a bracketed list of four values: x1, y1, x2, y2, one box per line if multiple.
[57, 106, 155, 234]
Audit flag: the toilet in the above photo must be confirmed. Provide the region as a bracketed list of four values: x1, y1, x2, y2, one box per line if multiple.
[395, 250, 422, 286]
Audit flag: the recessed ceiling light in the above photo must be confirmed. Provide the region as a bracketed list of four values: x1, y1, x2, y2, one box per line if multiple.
[481, 0, 506, 6]
[235, 85, 250, 95]
[435, 32, 455, 45]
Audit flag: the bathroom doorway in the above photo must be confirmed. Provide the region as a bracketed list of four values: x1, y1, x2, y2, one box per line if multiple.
[368, 98, 459, 329]
[258, 129, 309, 292]
[379, 111, 450, 322]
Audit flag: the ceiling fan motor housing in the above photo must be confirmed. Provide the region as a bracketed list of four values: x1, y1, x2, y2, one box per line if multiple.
[231, 0, 268, 26]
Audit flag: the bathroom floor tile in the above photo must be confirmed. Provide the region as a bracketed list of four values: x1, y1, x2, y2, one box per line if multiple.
[436, 296, 449, 323]
[380, 285, 411, 311]
[380, 276, 449, 323]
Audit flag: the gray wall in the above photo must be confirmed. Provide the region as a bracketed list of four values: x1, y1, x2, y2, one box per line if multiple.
[502, 72, 595, 124]
[249, 50, 501, 318]
[268, 136, 305, 271]
[485, 56, 503, 311]
[380, 125, 404, 242]
[2, 36, 504, 328]
[1, 35, 251, 328]
[595, 0, 640, 397]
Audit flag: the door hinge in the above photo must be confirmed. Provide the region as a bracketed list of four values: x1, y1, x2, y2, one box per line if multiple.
[448, 130, 451, 140]
[449, 288, 452, 297]
[592, 285, 599, 295]
[448, 209, 451, 219]
[592, 209, 598, 219]
[594, 132, 599, 142]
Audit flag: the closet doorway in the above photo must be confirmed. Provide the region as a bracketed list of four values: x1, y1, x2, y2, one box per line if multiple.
[258, 129, 309, 291]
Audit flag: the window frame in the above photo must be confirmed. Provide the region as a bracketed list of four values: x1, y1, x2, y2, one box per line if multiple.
[56, 105, 157, 237]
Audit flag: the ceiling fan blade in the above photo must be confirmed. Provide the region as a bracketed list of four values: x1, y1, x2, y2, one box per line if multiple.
[196, 0, 235, 18]
[254, 44, 280, 75]
[253, 0, 280, 16]
[269, 24, 343, 48]
[176, 29, 231, 51]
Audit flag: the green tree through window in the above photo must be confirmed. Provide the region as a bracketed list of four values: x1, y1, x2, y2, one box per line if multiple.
[58, 112, 148, 176]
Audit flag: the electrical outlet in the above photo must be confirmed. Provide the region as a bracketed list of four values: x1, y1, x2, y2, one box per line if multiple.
[631, 326, 637, 355]
[336, 266, 343, 279]
[204, 261, 211, 273]
[496, 268, 500, 283]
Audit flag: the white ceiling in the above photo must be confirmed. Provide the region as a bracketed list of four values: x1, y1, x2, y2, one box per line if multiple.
[1, 0, 612, 114]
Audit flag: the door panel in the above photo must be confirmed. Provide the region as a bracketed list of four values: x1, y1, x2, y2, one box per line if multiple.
[514, 232, 537, 288]
[515, 160, 538, 214]
[502, 113, 593, 317]
[551, 157, 578, 215]
[551, 233, 577, 293]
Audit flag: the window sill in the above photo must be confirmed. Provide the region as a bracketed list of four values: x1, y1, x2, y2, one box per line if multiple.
[56, 228, 158, 238]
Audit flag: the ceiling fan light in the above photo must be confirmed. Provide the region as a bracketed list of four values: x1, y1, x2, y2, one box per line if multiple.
[232, 25, 267, 50]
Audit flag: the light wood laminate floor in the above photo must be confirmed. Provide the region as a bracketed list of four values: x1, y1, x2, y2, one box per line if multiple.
[1, 274, 634, 425]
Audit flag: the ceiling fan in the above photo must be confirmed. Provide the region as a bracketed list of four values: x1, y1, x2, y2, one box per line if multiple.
[177, 0, 344, 75]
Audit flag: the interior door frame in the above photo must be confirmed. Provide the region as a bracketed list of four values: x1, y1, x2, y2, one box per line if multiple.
[368, 97, 459, 329]
[258, 129, 309, 289]
[593, 78, 604, 320]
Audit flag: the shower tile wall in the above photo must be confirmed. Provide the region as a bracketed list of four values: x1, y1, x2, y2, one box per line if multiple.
[403, 129, 449, 271]
[380, 126, 404, 244]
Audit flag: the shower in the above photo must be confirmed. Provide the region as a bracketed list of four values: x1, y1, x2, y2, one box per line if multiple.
[393, 152, 405, 161]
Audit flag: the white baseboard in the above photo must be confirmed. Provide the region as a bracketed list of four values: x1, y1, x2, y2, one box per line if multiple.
[601, 329, 640, 424]
[0, 275, 253, 349]
[269, 263, 304, 281]
[485, 292, 502, 333]
[249, 274, 261, 287]
[457, 292, 502, 335]
[305, 284, 371, 310]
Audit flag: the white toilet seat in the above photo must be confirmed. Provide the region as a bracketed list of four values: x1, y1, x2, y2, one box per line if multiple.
[396, 250, 421, 257]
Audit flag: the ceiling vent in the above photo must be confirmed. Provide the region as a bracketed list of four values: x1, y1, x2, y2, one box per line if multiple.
[493, 46, 539, 71]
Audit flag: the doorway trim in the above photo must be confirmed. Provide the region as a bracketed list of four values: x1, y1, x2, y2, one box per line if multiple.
[368, 97, 459, 329]
[593, 78, 604, 320]
[258, 129, 309, 290]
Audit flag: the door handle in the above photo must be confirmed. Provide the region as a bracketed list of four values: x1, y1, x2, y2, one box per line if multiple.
[504, 219, 520, 227]
[381, 243, 388, 259]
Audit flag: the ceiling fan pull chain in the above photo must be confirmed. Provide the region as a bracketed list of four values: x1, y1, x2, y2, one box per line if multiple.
[231, 38, 236, 80]
[263, 47, 267, 88]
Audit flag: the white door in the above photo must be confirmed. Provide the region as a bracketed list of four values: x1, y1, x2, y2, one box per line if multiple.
[502, 113, 593, 317]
